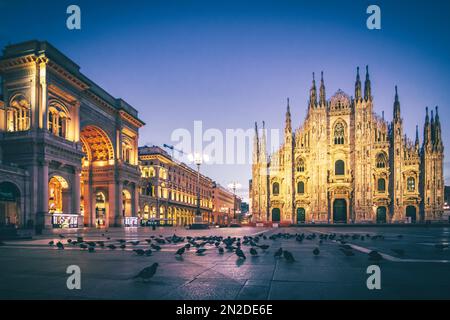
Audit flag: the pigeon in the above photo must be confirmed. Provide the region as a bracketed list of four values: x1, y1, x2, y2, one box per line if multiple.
[218, 247, 224, 254]
[130, 241, 140, 246]
[120, 244, 126, 250]
[249, 248, 258, 256]
[368, 250, 383, 261]
[56, 241, 64, 250]
[144, 249, 153, 256]
[340, 249, 355, 256]
[117, 239, 126, 244]
[283, 250, 295, 262]
[258, 244, 269, 250]
[133, 263, 159, 282]
[176, 247, 185, 256]
[88, 247, 95, 253]
[196, 248, 207, 255]
[59, 234, 65, 239]
[313, 247, 320, 256]
[133, 249, 145, 256]
[235, 248, 246, 259]
[391, 249, 405, 256]
[48, 240, 54, 246]
[107, 244, 116, 250]
[79, 243, 88, 249]
[151, 244, 161, 251]
[274, 248, 283, 258]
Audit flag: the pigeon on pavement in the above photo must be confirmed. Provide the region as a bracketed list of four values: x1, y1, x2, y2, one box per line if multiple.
[133, 263, 159, 282]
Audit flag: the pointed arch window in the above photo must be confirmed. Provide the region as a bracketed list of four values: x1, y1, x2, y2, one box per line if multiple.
[376, 152, 387, 168]
[334, 122, 345, 145]
[297, 159, 305, 172]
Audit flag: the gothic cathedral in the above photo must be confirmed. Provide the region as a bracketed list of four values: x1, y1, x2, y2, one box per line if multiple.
[251, 67, 444, 224]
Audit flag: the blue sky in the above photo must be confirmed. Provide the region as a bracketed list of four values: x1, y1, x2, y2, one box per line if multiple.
[1, 0, 450, 200]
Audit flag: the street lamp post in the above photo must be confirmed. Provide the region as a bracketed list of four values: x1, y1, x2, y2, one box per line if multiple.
[228, 182, 241, 227]
[189, 153, 209, 229]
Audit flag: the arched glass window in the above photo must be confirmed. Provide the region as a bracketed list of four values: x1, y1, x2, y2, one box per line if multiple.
[334, 122, 345, 145]
[297, 181, 305, 194]
[377, 178, 386, 192]
[47, 105, 68, 138]
[407, 177, 415, 192]
[376, 152, 387, 168]
[272, 182, 280, 195]
[335, 160, 345, 175]
[297, 159, 305, 172]
[7, 94, 30, 132]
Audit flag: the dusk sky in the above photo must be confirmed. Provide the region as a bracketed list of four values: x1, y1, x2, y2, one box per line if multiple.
[1, 0, 449, 201]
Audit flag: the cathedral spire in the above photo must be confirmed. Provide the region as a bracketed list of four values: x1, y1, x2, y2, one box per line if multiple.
[355, 67, 362, 101]
[415, 125, 420, 149]
[364, 65, 372, 101]
[285, 98, 292, 132]
[319, 71, 326, 106]
[253, 121, 259, 163]
[423, 107, 431, 147]
[309, 72, 317, 109]
[260, 121, 267, 163]
[431, 109, 435, 144]
[393, 86, 401, 120]
[434, 106, 443, 150]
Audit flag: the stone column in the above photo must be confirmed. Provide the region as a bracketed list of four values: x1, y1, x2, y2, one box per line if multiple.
[40, 161, 50, 229]
[73, 168, 81, 227]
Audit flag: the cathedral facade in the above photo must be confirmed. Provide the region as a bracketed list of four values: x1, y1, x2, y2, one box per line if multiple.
[251, 67, 445, 224]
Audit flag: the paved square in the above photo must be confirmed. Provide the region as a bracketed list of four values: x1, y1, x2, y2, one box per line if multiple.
[1, 226, 449, 299]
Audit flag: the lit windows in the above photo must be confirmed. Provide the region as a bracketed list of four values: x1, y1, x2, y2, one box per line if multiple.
[7, 94, 30, 132]
[407, 177, 415, 192]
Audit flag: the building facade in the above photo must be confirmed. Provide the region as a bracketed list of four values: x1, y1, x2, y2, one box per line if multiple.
[0, 41, 144, 230]
[211, 182, 242, 225]
[251, 68, 445, 224]
[138, 146, 214, 226]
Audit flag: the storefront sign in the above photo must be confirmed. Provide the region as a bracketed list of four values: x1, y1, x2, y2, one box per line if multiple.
[52, 214, 78, 228]
[124, 217, 138, 227]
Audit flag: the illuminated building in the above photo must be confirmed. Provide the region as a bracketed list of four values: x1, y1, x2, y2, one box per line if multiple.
[0, 41, 144, 230]
[138, 146, 214, 226]
[251, 68, 445, 224]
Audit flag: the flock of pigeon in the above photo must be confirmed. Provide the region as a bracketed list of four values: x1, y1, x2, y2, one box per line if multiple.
[43, 230, 442, 281]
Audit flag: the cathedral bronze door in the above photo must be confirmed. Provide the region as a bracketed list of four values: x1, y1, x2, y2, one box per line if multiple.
[406, 206, 417, 223]
[333, 199, 347, 223]
[376, 207, 387, 223]
[297, 208, 305, 224]
[272, 208, 281, 222]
